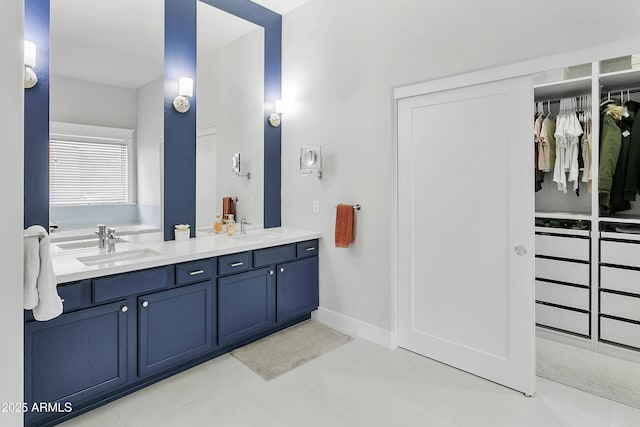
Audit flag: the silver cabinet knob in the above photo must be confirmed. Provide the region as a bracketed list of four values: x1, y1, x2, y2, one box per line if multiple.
[121, 306, 128, 313]
[142, 301, 149, 308]
[269, 270, 274, 275]
[514, 245, 527, 256]
[280, 267, 285, 273]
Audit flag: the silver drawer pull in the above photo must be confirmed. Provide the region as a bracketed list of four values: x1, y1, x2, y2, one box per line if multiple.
[189, 269, 205, 276]
[142, 301, 149, 308]
[121, 306, 128, 313]
[280, 267, 285, 273]
[269, 270, 274, 276]
[305, 247, 316, 252]
[230, 262, 244, 267]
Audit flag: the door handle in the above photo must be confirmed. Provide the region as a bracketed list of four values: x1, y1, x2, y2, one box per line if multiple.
[514, 245, 527, 256]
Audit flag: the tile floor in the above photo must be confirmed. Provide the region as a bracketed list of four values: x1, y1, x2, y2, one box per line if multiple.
[60, 337, 640, 427]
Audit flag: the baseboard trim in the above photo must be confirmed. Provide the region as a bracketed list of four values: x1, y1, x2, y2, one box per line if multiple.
[312, 307, 396, 349]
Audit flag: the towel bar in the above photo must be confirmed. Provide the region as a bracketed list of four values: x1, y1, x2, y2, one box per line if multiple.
[24, 232, 45, 240]
[334, 204, 361, 210]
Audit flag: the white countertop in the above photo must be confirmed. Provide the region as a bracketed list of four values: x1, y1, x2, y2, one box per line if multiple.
[52, 227, 322, 284]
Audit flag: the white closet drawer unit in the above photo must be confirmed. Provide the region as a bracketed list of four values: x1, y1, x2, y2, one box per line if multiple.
[536, 303, 589, 336]
[600, 317, 640, 349]
[535, 234, 589, 261]
[535, 257, 589, 286]
[601, 240, 640, 268]
[535, 281, 589, 310]
[600, 292, 640, 322]
[600, 266, 640, 296]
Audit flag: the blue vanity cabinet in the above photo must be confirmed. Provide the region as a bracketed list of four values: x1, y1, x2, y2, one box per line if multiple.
[24, 300, 129, 425]
[138, 281, 215, 377]
[218, 267, 276, 346]
[276, 256, 319, 323]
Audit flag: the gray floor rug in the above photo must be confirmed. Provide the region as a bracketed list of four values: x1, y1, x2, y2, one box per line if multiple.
[231, 320, 352, 381]
[536, 337, 640, 409]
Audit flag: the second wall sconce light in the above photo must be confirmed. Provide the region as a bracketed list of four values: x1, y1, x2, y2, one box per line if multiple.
[173, 77, 193, 113]
[268, 99, 286, 127]
[24, 40, 38, 89]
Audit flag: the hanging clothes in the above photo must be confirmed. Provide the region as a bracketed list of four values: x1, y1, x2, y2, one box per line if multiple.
[553, 98, 583, 194]
[599, 104, 624, 210]
[581, 118, 592, 188]
[541, 115, 556, 173]
[623, 100, 640, 201]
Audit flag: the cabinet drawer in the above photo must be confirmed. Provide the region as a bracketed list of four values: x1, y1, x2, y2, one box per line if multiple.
[535, 257, 589, 286]
[600, 317, 640, 349]
[253, 244, 296, 268]
[535, 281, 589, 311]
[536, 303, 589, 336]
[58, 281, 86, 312]
[93, 267, 172, 303]
[297, 240, 319, 258]
[601, 240, 640, 268]
[600, 292, 640, 322]
[601, 266, 640, 296]
[535, 234, 589, 261]
[218, 252, 251, 276]
[176, 258, 215, 286]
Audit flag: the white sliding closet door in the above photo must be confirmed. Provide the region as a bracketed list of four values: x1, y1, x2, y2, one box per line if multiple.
[397, 76, 535, 395]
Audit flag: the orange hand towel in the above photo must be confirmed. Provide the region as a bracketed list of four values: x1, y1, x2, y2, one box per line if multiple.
[222, 197, 235, 219]
[335, 204, 355, 248]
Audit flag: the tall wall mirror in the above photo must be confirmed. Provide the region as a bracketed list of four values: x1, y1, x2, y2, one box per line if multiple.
[196, 1, 265, 232]
[49, 0, 164, 234]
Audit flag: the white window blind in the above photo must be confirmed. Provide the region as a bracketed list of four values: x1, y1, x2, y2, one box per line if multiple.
[49, 123, 134, 206]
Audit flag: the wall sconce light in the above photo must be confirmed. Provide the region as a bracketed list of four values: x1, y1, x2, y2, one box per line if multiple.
[268, 99, 286, 127]
[173, 77, 193, 113]
[24, 40, 38, 89]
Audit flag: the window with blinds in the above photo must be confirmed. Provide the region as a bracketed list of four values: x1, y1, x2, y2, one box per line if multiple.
[49, 122, 134, 206]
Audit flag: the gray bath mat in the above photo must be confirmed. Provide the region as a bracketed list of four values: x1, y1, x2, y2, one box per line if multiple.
[536, 337, 640, 409]
[231, 320, 352, 380]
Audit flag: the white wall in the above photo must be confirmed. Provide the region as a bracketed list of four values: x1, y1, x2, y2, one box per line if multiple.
[136, 76, 164, 225]
[281, 0, 640, 335]
[197, 29, 265, 226]
[50, 75, 137, 128]
[0, 0, 24, 425]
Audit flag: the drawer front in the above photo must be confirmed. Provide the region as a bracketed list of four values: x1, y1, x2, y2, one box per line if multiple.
[535, 281, 589, 311]
[535, 234, 589, 261]
[600, 317, 640, 349]
[600, 266, 640, 296]
[600, 292, 640, 322]
[176, 258, 216, 286]
[58, 281, 86, 312]
[218, 252, 251, 276]
[93, 266, 172, 303]
[253, 244, 296, 268]
[536, 303, 589, 336]
[535, 257, 589, 286]
[296, 240, 319, 258]
[601, 240, 640, 268]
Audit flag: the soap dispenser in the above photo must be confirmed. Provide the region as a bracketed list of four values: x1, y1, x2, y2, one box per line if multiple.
[226, 214, 236, 236]
[214, 213, 223, 234]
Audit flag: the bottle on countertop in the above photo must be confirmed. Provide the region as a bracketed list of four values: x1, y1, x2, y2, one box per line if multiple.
[214, 213, 223, 234]
[226, 214, 236, 236]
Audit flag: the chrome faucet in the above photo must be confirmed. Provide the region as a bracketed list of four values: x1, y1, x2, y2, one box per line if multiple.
[240, 217, 251, 234]
[96, 224, 107, 249]
[107, 228, 117, 253]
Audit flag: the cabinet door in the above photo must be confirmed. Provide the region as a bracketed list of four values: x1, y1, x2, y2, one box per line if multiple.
[277, 257, 319, 323]
[138, 282, 214, 377]
[218, 268, 275, 346]
[24, 300, 128, 418]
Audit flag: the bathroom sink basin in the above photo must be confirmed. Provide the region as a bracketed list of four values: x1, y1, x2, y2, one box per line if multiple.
[231, 232, 279, 242]
[57, 237, 128, 250]
[77, 248, 161, 266]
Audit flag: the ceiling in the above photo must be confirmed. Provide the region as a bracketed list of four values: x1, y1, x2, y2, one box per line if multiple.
[50, 0, 311, 89]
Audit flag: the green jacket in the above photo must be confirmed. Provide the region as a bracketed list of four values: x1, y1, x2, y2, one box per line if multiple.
[599, 113, 622, 209]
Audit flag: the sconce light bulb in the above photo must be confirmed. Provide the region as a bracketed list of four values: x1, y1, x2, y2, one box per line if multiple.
[24, 41, 36, 68]
[178, 77, 193, 97]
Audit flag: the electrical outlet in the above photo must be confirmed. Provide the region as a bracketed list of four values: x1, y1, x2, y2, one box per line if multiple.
[313, 201, 320, 214]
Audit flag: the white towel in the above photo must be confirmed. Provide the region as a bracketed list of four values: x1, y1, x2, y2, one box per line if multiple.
[24, 225, 63, 321]
[23, 227, 40, 309]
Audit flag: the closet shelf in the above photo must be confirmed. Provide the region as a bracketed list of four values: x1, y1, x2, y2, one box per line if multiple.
[533, 76, 592, 101]
[599, 68, 640, 92]
[535, 211, 592, 221]
[598, 216, 640, 225]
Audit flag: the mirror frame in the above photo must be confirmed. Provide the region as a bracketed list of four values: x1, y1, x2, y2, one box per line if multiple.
[23, 0, 282, 241]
